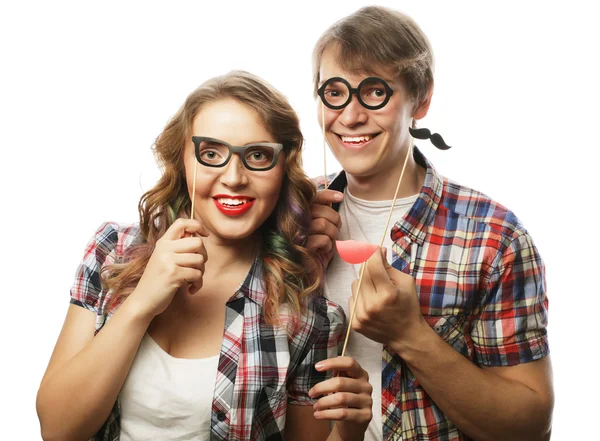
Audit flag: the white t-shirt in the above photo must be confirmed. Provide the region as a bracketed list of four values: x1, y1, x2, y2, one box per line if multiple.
[324, 187, 417, 441]
[119, 333, 219, 441]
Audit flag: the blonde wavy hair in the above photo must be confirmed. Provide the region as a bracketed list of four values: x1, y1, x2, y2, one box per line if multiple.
[103, 71, 322, 323]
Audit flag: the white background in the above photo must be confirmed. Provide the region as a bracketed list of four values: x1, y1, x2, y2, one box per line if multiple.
[1, 1, 598, 439]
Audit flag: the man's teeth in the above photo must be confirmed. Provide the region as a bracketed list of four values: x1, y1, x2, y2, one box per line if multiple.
[341, 135, 373, 143]
[218, 198, 249, 206]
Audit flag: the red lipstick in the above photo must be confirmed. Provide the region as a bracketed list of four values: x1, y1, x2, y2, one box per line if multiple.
[212, 194, 255, 216]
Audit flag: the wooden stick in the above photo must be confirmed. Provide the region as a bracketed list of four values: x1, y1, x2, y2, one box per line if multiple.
[340, 263, 366, 356]
[377, 136, 414, 248]
[340, 136, 414, 357]
[322, 101, 328, 189]
[190, 161, 197, 220]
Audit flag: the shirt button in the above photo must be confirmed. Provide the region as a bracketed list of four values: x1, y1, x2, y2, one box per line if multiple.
[217, 411, 226, 422]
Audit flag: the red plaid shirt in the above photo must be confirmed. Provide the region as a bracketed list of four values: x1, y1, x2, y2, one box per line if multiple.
[322, 147, 549, 441]
[70, 222, 346, 441]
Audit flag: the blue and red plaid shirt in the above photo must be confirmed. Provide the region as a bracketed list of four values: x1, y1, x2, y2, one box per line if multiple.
[320, 147, 549, 441]
[70, 222, 346, 441]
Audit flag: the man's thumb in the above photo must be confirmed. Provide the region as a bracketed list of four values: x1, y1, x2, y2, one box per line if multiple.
[381, 247, 392, 268]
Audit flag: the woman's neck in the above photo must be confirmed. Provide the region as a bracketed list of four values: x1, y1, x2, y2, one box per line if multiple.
[203, 232, 259, 272]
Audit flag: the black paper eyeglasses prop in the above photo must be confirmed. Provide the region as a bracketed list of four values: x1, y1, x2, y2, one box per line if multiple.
[191, 136, 284, 171]
[188, 136, 284, 222]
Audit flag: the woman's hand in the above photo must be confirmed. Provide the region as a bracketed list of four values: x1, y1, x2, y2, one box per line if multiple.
[128, 218, 208, 319]
[309, 356, 373, 441]
[305, 190, 344, 267]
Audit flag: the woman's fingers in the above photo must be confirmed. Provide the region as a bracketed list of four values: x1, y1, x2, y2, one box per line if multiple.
[169, 236, 207, 256]
[315, 356, 369, 379]
[173, 252, 205, 271]
[309, 205, 342, 234]
[162, 218, 208, 241]
[173, 253, 205, 294]
[313, 391, 371, 412]
[313, 189, 344, 212]
[309, 375, 371, 398]
[178, 267, 203, 286]
[313, 407, 372, 424]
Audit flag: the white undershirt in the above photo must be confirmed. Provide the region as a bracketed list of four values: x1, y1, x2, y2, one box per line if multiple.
[119, 333, 219, 441]
[325, 187, 417, 441]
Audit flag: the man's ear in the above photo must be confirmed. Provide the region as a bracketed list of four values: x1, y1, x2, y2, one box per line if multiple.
[412, 87, 433, 121]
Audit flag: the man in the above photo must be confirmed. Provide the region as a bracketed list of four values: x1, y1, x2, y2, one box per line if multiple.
[306, 6, 553, 441]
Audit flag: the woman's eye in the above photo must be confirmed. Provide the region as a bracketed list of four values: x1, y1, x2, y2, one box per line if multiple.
[200, 150, 222, 160]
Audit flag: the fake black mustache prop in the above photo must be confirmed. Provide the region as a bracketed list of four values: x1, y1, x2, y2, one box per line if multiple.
[409, 127, 451, 150]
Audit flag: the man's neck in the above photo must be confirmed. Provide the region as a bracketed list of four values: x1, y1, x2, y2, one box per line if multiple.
[345, 152, 426, 201]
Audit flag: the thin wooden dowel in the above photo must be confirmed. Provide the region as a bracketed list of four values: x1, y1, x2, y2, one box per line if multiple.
[190, 161, 197, 220]
[377, 136, 414, 248]
[340, 264, 366, 356]
[340, 136, 414, 357]
[322, 101, 328, 189]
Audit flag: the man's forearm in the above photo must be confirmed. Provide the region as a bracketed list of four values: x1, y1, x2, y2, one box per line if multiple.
[391, 321, 553, 441]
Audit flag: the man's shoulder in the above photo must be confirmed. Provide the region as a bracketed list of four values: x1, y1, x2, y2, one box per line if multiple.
[439, 176, 526, 240]
[313, 171, 345, 191]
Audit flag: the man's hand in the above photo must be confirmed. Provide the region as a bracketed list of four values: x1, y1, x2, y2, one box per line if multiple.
[306, 189, 344, 267]
[349, 247, 427, 354]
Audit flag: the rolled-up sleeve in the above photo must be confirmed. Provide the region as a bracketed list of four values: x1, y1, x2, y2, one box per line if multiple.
[471, 232, 549, 366]
[69, 222, 119, 314]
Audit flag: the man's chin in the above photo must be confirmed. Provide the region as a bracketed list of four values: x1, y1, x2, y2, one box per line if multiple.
[337, 157, 381, 179]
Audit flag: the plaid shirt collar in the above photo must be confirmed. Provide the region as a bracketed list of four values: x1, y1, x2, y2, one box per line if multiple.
[328, 146, 443, 245]
[230, 254, 266, 307]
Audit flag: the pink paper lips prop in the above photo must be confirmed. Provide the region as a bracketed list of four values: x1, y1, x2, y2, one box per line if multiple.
[336, 240, 378, 264]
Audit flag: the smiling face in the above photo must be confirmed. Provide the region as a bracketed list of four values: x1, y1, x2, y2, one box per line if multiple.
[317, 46, 430, 181]
[184, 98, 286, 242]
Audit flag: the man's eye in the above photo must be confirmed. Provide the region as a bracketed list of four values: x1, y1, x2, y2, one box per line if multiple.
[366, 88, 384, 97]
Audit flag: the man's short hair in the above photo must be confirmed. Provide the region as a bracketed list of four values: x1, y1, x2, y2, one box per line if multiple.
[312, 6, 434, 111]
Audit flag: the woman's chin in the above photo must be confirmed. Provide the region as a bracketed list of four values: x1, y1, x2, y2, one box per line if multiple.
[208, 226, 258, 245]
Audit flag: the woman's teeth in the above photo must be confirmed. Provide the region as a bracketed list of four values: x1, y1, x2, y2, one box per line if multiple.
[217, 198, 249, 206]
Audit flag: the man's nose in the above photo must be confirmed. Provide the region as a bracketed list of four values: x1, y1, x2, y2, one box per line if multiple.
[337, 95, 368, 127]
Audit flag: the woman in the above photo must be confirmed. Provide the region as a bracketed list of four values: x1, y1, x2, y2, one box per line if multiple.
[36, 71, 372, 441]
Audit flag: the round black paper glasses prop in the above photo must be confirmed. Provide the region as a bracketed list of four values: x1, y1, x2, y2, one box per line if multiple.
[318, 76, 394, 110]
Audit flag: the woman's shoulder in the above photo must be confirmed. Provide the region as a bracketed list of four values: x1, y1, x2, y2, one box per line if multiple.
[84, 221, 143, 264]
